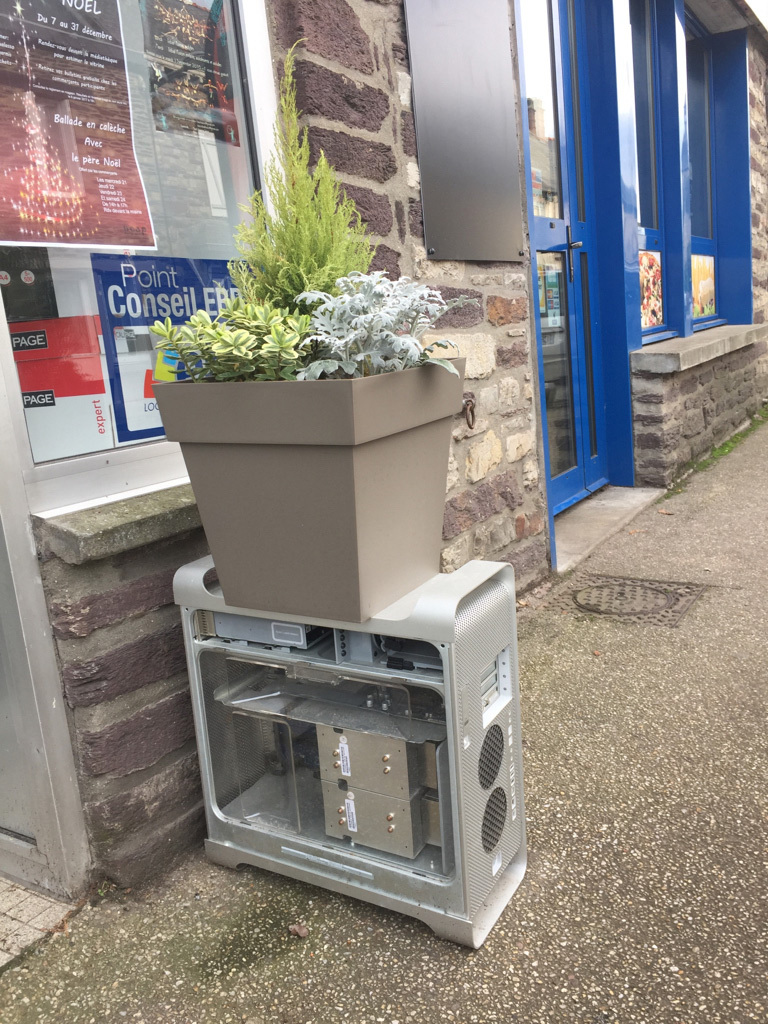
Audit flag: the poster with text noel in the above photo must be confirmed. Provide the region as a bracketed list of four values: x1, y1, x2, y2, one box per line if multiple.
[0, 0, 156, 248]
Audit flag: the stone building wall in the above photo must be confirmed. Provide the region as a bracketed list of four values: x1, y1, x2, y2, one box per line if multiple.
[33, 490, 209, 887]
[631, 329, 768, 488]
[750, 34, 768, 325]
[269, 0, 549, 587]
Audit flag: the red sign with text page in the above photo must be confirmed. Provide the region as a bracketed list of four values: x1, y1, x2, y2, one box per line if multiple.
[11, 315, 113, 462]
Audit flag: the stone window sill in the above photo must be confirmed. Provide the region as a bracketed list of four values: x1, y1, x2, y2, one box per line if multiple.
[630, 323, 768, 375]
[33, 484, 201, 565]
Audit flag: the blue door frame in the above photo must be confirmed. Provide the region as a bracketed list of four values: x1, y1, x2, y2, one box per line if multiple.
[516, 0, 641, 566]
[517, 0, 610, 524]
[517, 0, 753, 568]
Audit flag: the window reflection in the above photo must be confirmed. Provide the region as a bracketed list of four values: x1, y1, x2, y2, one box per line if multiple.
[520, 0, 562, 219]
[687, 45, 713, 239]
[630, 0, 658, 230]
[538, 253, 577, 477]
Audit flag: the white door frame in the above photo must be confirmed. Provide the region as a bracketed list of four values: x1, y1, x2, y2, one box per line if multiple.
[0, 297, 91, 895]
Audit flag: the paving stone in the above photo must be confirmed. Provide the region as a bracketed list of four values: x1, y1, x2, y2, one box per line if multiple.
[0, 922, 41, 955]
[26, 904, 70, 933]
[0, 889, 27, 914]
[5, 894, 52, 925]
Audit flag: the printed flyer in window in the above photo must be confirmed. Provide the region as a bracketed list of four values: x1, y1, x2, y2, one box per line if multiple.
[0, 0, 155, 248]
[639, 249, 663, 329]
[91, 252, 236, 443]
[141, 0, 240, 145]
[10, 314, 112, 463]
[692, 254, 716, 318]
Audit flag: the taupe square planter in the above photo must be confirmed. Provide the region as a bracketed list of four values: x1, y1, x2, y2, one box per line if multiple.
[153, 361, 464, 622]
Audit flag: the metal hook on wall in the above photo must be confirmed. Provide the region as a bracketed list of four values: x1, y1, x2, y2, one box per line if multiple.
[463, 397, 476, 429]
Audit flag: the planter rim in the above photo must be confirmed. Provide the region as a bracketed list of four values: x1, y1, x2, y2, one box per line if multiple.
[153, 359, 465, 447]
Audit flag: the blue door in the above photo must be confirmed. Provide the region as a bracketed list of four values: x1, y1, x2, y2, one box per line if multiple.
[519, 0, 608, 515]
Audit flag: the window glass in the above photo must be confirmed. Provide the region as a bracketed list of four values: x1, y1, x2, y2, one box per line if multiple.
[537, 251, 577, 478]
[0, 0, 255, 464]
[629, 0, 658, 231]
[566, 0, 586, 222]
[520, 0, 563, 219]
[687, 45, 713, 240]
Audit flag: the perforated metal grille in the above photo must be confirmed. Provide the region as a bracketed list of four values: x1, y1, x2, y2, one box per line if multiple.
[478, 724, 504, 790]
[453, 572, 523, 914]
[456, 579, 515, 655]
[481, 788, 507, 853]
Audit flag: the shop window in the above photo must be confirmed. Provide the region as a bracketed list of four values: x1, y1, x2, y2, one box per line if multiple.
[630, 0, 659, 233]
[627, 3, 752, 345]
[0, 1, 257, 476]
[524, 0, 563, 220]
[629, 0, 668, 337]
[686, 18, 723, 329]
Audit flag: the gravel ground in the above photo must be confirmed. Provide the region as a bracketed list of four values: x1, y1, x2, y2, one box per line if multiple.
[1, 425, 766, 1024]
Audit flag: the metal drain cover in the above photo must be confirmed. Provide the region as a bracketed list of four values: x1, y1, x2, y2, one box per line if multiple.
[573, 580, 673, 616]
[545, 573, 707, 627]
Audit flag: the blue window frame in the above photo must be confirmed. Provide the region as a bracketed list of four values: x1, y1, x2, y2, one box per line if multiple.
[626, 1, 752, 345]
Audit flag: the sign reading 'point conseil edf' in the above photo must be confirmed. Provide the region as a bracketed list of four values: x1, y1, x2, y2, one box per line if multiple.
[91, 253, 237, 443]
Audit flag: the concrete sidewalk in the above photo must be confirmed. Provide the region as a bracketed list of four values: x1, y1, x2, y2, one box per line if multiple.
[1, 425, 767, 1024]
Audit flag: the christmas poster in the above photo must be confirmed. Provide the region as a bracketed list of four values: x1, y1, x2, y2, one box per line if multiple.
[141, 0, 239, 145]
[0, 0, 156, 249]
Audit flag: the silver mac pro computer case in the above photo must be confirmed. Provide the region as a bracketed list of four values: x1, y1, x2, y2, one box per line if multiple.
[175, 557, 526, 947]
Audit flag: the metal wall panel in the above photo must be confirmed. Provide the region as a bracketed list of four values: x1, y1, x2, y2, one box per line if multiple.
[403, 0, 524, 261]
[0, 522, 35, 843]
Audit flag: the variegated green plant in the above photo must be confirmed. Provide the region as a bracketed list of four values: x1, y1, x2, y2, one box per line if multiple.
[149, 298, 311, 382]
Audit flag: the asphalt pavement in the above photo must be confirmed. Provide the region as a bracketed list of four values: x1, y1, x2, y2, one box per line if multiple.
[1, 421, 766, 1024]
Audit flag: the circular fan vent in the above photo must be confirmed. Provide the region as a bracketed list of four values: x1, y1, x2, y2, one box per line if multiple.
[478, 724, 504, 790]
[481, 787, 507, 854]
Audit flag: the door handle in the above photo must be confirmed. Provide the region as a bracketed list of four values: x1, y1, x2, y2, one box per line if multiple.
[566, 225, 583, 282]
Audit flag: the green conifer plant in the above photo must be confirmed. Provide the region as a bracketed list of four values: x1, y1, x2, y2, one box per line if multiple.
[228, 46, 374, 319]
